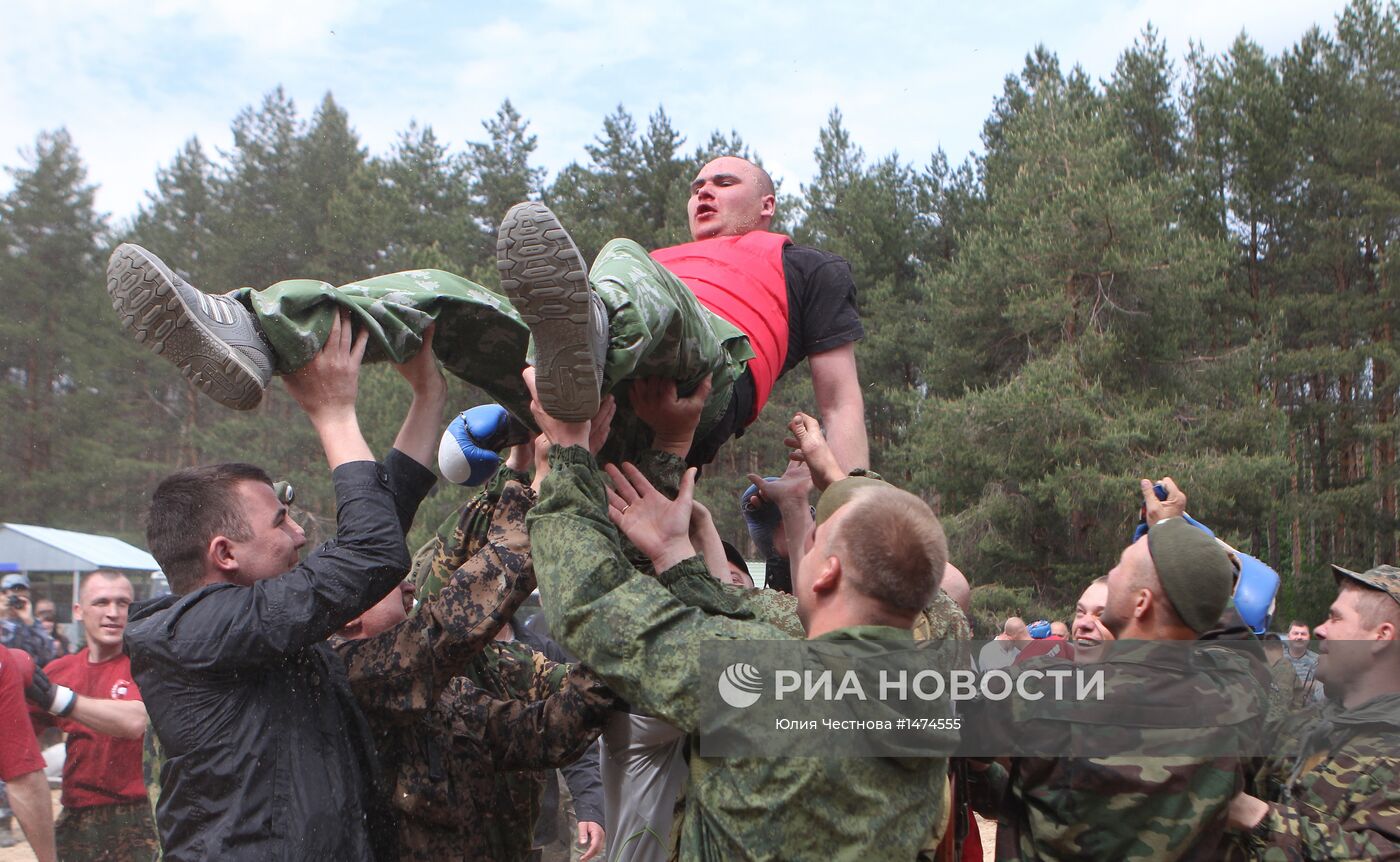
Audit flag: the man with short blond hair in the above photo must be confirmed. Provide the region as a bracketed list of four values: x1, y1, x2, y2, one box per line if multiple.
[28, 570, 156, 861]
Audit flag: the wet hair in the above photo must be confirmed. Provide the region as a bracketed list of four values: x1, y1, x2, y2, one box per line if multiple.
[748, 160, 776, 199]
[147, 463, 271, 595]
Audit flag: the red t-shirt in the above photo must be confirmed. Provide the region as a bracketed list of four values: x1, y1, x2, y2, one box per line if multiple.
[42, 649, 146, 808]
[0, 648, 44, 781]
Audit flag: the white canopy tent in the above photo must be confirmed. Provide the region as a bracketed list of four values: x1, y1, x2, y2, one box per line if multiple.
[0, 523, 163, 624]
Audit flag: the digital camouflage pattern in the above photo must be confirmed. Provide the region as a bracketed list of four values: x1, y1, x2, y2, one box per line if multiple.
[54, 800, 159, 862]
[233, 239, 752, 461]
[331, 479, 541, 860]
[337, 479, 538, 716]
[1247, 691, 1400, 860]
[643, 447, 965, 859]
[966, 639, 1268, 862]
[529, 445, 949, 862]
[413, 467, 530, 600]
[429, 640, 614, 862]
[656, 535, 968, 860]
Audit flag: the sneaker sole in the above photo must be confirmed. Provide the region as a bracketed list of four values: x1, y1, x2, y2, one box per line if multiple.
[496, 203, 600, 422]
[106, 244, 265, 410]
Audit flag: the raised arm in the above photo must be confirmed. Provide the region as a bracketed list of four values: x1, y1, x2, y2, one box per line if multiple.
[159, 318, 411, 667]
[390, 325, 448, 469]
[808, 342, 868, 472]
[340, 480, 537, 716]
[524, 370, 776, 730]
[282, 311, 374, 469]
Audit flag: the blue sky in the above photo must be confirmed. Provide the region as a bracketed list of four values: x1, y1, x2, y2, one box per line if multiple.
[2, 0, 1350, 222]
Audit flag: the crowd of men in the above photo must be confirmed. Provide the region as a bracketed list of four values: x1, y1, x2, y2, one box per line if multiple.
[0, 155, 1395, 862]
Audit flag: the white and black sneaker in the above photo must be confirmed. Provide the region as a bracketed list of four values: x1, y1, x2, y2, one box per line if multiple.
[106, 243, 275, 410]
[496, 202, 606, 422]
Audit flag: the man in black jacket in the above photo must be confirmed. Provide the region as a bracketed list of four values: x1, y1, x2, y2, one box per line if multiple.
[124, 314, 446, 861]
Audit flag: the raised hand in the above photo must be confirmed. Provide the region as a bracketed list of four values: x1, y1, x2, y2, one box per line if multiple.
[783, 412, 844, 492]
[282, 312, 373, 468]
[604, 461, 698, 574]
[630, 375, 712, 457]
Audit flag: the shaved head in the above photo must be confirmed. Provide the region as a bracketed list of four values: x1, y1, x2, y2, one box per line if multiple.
[688, 156, 776, 240]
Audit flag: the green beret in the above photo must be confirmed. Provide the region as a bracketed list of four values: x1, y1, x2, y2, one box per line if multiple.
[1145, 518, 1234, 634]
[814, 476, 887, 526]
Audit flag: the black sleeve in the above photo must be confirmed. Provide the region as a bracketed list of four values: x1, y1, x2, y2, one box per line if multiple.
[14, 622, 54, 666]
[782, 245, 866, 374]
[561, 740, 605, 824]
[152, 461, 411, 670]
[763, 557, 793, 594]
[384, 447, 438, 536]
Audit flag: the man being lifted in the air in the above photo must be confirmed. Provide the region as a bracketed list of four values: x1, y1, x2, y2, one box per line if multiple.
[107, 156, 868, 470]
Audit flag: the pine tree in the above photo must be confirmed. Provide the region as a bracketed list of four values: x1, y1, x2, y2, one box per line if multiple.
[464, 100, 545, 263]
[0, 130, 117, 525]
[302, 93, 369, 282]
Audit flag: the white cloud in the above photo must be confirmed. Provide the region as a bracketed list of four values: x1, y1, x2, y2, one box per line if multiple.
[0, 0, 1356, 222]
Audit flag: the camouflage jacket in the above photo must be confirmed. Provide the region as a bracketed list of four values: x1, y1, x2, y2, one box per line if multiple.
[1248, 691, 1400, 859]
[414, 467, 531, 599]
[967, 640, 1268, 862]
[529, 445, 949, 862]
[332, 480, 546, 861]
[646, 447, 972, 651]
[336, 479, 538, 719]
[433, 639, 614, 862]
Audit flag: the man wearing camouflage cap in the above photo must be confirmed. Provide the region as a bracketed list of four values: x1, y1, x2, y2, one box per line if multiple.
[1228, 563, 1400, 858]
[967, 509, 1268, 861]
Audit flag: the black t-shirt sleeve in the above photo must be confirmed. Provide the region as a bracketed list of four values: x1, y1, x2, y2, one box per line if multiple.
[781, 245, 865, 374]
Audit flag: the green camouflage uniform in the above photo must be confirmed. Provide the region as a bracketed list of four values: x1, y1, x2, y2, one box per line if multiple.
[1268, 657, 1305, 715]
[529, 444, 950, 862]
[966, 640, 1268, 862]
[54, 800, 159, 862]
[1245, 692, 1400, 859]
[142, 724, 164, 860]
[636, 446, 965, 858]
[233, 239, 752, 459]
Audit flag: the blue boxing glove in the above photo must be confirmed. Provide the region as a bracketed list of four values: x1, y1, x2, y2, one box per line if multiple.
[740, 480, 784, 560]
[1233, 552, 1280, 635]
[438, 405, 531, 486]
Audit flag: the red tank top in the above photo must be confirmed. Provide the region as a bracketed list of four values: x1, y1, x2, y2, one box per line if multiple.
[651, 231, 790, 421]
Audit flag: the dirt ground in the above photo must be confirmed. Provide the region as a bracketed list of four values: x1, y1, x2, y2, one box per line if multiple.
[0, 796, 998, 861]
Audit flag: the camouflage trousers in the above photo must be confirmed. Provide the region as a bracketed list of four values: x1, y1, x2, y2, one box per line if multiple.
[55, 801, 159, 862]
[233, 239, 754, 460]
